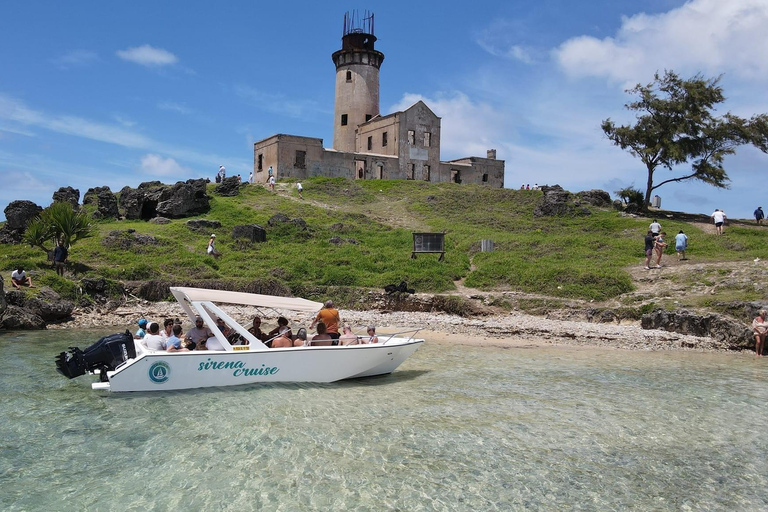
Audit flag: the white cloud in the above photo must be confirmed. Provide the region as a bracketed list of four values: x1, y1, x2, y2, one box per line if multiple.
[233, 84, 328, 118]
[158, 101, 191, 115]
[116, 44, 178, 67]
[554, 0, 768, 84]
[475, 19, 539, 64]
[140, 154, 190, 176]
[52, 50, 99, 69]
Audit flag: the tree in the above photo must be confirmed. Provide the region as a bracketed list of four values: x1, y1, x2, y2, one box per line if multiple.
[24, 202, 94, 255]
[602, 71, 768, 208]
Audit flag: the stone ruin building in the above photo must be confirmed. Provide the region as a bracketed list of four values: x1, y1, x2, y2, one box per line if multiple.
[253, 11, 504, 187]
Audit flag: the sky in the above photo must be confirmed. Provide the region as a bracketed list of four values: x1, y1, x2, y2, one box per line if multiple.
[2, 0, 768, 221]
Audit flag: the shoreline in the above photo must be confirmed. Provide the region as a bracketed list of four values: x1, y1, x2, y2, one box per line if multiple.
[48, 300, 736, 354]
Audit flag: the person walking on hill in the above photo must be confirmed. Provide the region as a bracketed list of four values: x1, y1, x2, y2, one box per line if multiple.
[674, 230, 689, 261]
[297, 182, 303, 199]
[653, 231, 668, 268]
[207, 234, 221, 258]
[711, 209, 726, 235]
[649, 219, 661, 236]
[643, 230, 656, 270]
[755, 206, 764, 225]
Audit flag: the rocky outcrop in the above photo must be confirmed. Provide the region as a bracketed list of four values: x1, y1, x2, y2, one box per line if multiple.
[103, 229, 159, 251]
[534, 185, 592, 218]
[0, 276, 6, 319]
[576, 189, 611, 207]
[214, 176, 243, 197]
[268, 213, 290, 226]
[232, 224, 267, 243]
[119, 179, 210, 220]
[0, 286, 74, 329]
[0, 200, 43, 244]
[186, 219, 221, 233]
[641, 309, 752, 350]
[83, 186, 119, 219]
[52, 186, 80, 209]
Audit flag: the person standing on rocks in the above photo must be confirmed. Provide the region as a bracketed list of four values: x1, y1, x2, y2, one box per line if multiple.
[752, 310, 768, 356]
[755, 206, 764, 225]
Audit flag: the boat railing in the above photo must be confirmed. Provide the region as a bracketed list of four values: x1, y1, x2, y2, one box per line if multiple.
[380, 328, 422, 345]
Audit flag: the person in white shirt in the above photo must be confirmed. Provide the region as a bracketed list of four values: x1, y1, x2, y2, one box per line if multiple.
[649, 219, 661, 236]
[711, 209, 726, 235]
[10, 267, 33, 289]
[142, 322, 166, 351]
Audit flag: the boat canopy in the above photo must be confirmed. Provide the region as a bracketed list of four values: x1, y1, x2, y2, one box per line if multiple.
[170, 287, 323, 312]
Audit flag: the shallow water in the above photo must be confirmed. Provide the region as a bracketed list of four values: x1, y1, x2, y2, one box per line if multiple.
[1, 329, 767, 511]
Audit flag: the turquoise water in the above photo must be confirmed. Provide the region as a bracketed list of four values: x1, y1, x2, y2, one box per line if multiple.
[1, 330, 767, 511]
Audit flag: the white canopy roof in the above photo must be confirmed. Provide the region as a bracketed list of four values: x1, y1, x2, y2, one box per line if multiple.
[170, 287, 323, 312]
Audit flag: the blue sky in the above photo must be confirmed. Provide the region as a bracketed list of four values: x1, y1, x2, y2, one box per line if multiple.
[2, 0, 768, 221]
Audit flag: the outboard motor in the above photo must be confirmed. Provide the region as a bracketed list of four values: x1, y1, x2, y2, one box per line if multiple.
[56, 330, 136, 382]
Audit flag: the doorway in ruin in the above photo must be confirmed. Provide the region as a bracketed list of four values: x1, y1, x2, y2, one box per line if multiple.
[355, 160, 365, 179]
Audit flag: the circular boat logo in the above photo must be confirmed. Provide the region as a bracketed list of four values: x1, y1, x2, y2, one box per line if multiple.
[148, 361, 171, 384]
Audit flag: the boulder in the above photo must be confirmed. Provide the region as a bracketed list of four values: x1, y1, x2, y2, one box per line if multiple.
[81, 277, 124, 296]
[186, 219, 221, 233]
[0, 305, 46, 330]
[83, 186, 119, 219]
[534, 185, 592, 218]
[5, 289, 27, 307]
[52, 186, 80, 209]
[268, 213, 290, 226]
[214, 176, 242, 197]
[3, 200, 43, 234]
[291, 218, 308, 230]
[641, 309, 753, 349]
[156, 179, 210, 218]
[232, 224, 267, 243]
[0, 276, 6, 319]
[24, 287, 74, 323]
[150, 216, 171, 224]
[103, 229, 159, 250]
[576, 189, 611, 207]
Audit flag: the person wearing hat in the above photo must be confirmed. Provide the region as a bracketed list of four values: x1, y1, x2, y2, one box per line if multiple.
[135, 318, 148, 339]
[207, 234, 220, 258]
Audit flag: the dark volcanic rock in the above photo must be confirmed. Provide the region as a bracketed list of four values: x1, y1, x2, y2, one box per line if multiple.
[103, 229, 159, 250]
[534, 185, 592, 218]
[641, 309, 752, 349]
[150, 216, 171, 224]
[232, 224, 267, 243]
[0, 276, 6, 319]
[0, 305, 46, 330]
[3, 200, 43, 233]
[576, 189, 611, 207]
[214, 176, 242, 197]
[5, 289, 27, 307]
[52, 186, 80, 209]
[24, 287, 74, 323]
[186, 219, 221, 233]
[83, 186, 119, 219]
[268, 213, 290, 226]
[156, 179, 210, 218]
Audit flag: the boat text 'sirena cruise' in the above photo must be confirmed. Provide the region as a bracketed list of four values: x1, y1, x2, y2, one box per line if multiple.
[55, 287, 424, 392]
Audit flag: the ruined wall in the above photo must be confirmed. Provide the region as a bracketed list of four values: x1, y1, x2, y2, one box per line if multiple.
[440, 156, 505, 187]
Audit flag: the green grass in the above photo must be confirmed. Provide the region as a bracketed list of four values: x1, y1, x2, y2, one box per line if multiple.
[4, 178, 768, 304]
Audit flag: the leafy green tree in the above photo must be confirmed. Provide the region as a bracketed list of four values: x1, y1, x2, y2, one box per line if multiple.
[614, 186, 644, 209]
[24, 202, 94, 254]
[602, 71, 768, 208]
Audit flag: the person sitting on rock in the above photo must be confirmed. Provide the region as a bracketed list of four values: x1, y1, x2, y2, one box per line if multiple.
[10, 267, 33, 289]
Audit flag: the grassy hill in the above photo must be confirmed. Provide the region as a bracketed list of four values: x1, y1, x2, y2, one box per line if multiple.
[2, 178, 767, 313]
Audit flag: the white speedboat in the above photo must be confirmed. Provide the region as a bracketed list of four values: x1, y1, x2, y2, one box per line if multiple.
[55, 287, 424, 392]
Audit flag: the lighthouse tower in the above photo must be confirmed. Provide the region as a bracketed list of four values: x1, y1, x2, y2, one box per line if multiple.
[331, 11, 384, 152]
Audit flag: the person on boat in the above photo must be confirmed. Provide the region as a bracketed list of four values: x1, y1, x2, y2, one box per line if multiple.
[10, 266, 33, 289]
[271, 327, 294, 348]
[135, 318, 148, 339]
[166, 324, 189, 352]
[247, 316, 269, 343]
[311, 322, 333, 346]
[338, 325, 359, 345]
[293, 328, 308, 347]
[160, 318, 174, 345]
[752, 310, 768, 357]
[142, 322, 166, 351]
[310, 301, 340, 341]
[365, 326, 379, 344]
[268, 317, 292, 339]
[185, 316, 213, 350]
[215, 317, 233, 337]
[204, 334, 225, 351]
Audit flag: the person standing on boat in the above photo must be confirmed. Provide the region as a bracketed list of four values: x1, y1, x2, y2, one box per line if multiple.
[310, 301, 340, 342]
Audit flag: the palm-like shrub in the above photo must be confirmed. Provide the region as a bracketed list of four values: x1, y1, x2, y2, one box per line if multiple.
[23, 202, 94, 254]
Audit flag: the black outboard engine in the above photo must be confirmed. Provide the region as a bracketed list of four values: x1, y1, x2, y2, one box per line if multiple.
[56, 330, 136, 382]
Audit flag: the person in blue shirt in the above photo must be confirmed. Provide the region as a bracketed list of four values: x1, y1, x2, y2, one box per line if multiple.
[754, 207, 764, 225]
[135, 318, 148, 339]
[166, 324, 189, 352]
[675, 230, 689, 261]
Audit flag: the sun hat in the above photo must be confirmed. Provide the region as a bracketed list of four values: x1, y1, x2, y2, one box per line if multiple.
[210, 234, 216, 238]
[138, 319, 148, 328]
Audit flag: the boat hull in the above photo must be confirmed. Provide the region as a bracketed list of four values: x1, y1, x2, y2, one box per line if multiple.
[98, 339, 423, 392]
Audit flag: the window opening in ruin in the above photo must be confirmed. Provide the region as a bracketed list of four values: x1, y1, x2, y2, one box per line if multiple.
[424, 132, 431, 147]
[257, 154, 263, 171]
[376, 164, 383, 179]
[346, 70, 352, 81]
[407, 130, 415, 145]
[408, 163, 415, 179]
[365, 114, 372, 122]
[424, 165, 430, 181]
[482, 174, 488, 183]
[367, 136, 372, 151]
[451, 169, 461, 184]
[382, 132, 388, 147]
[295, 150, 306, 169]
[341, 114, 348, 126]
